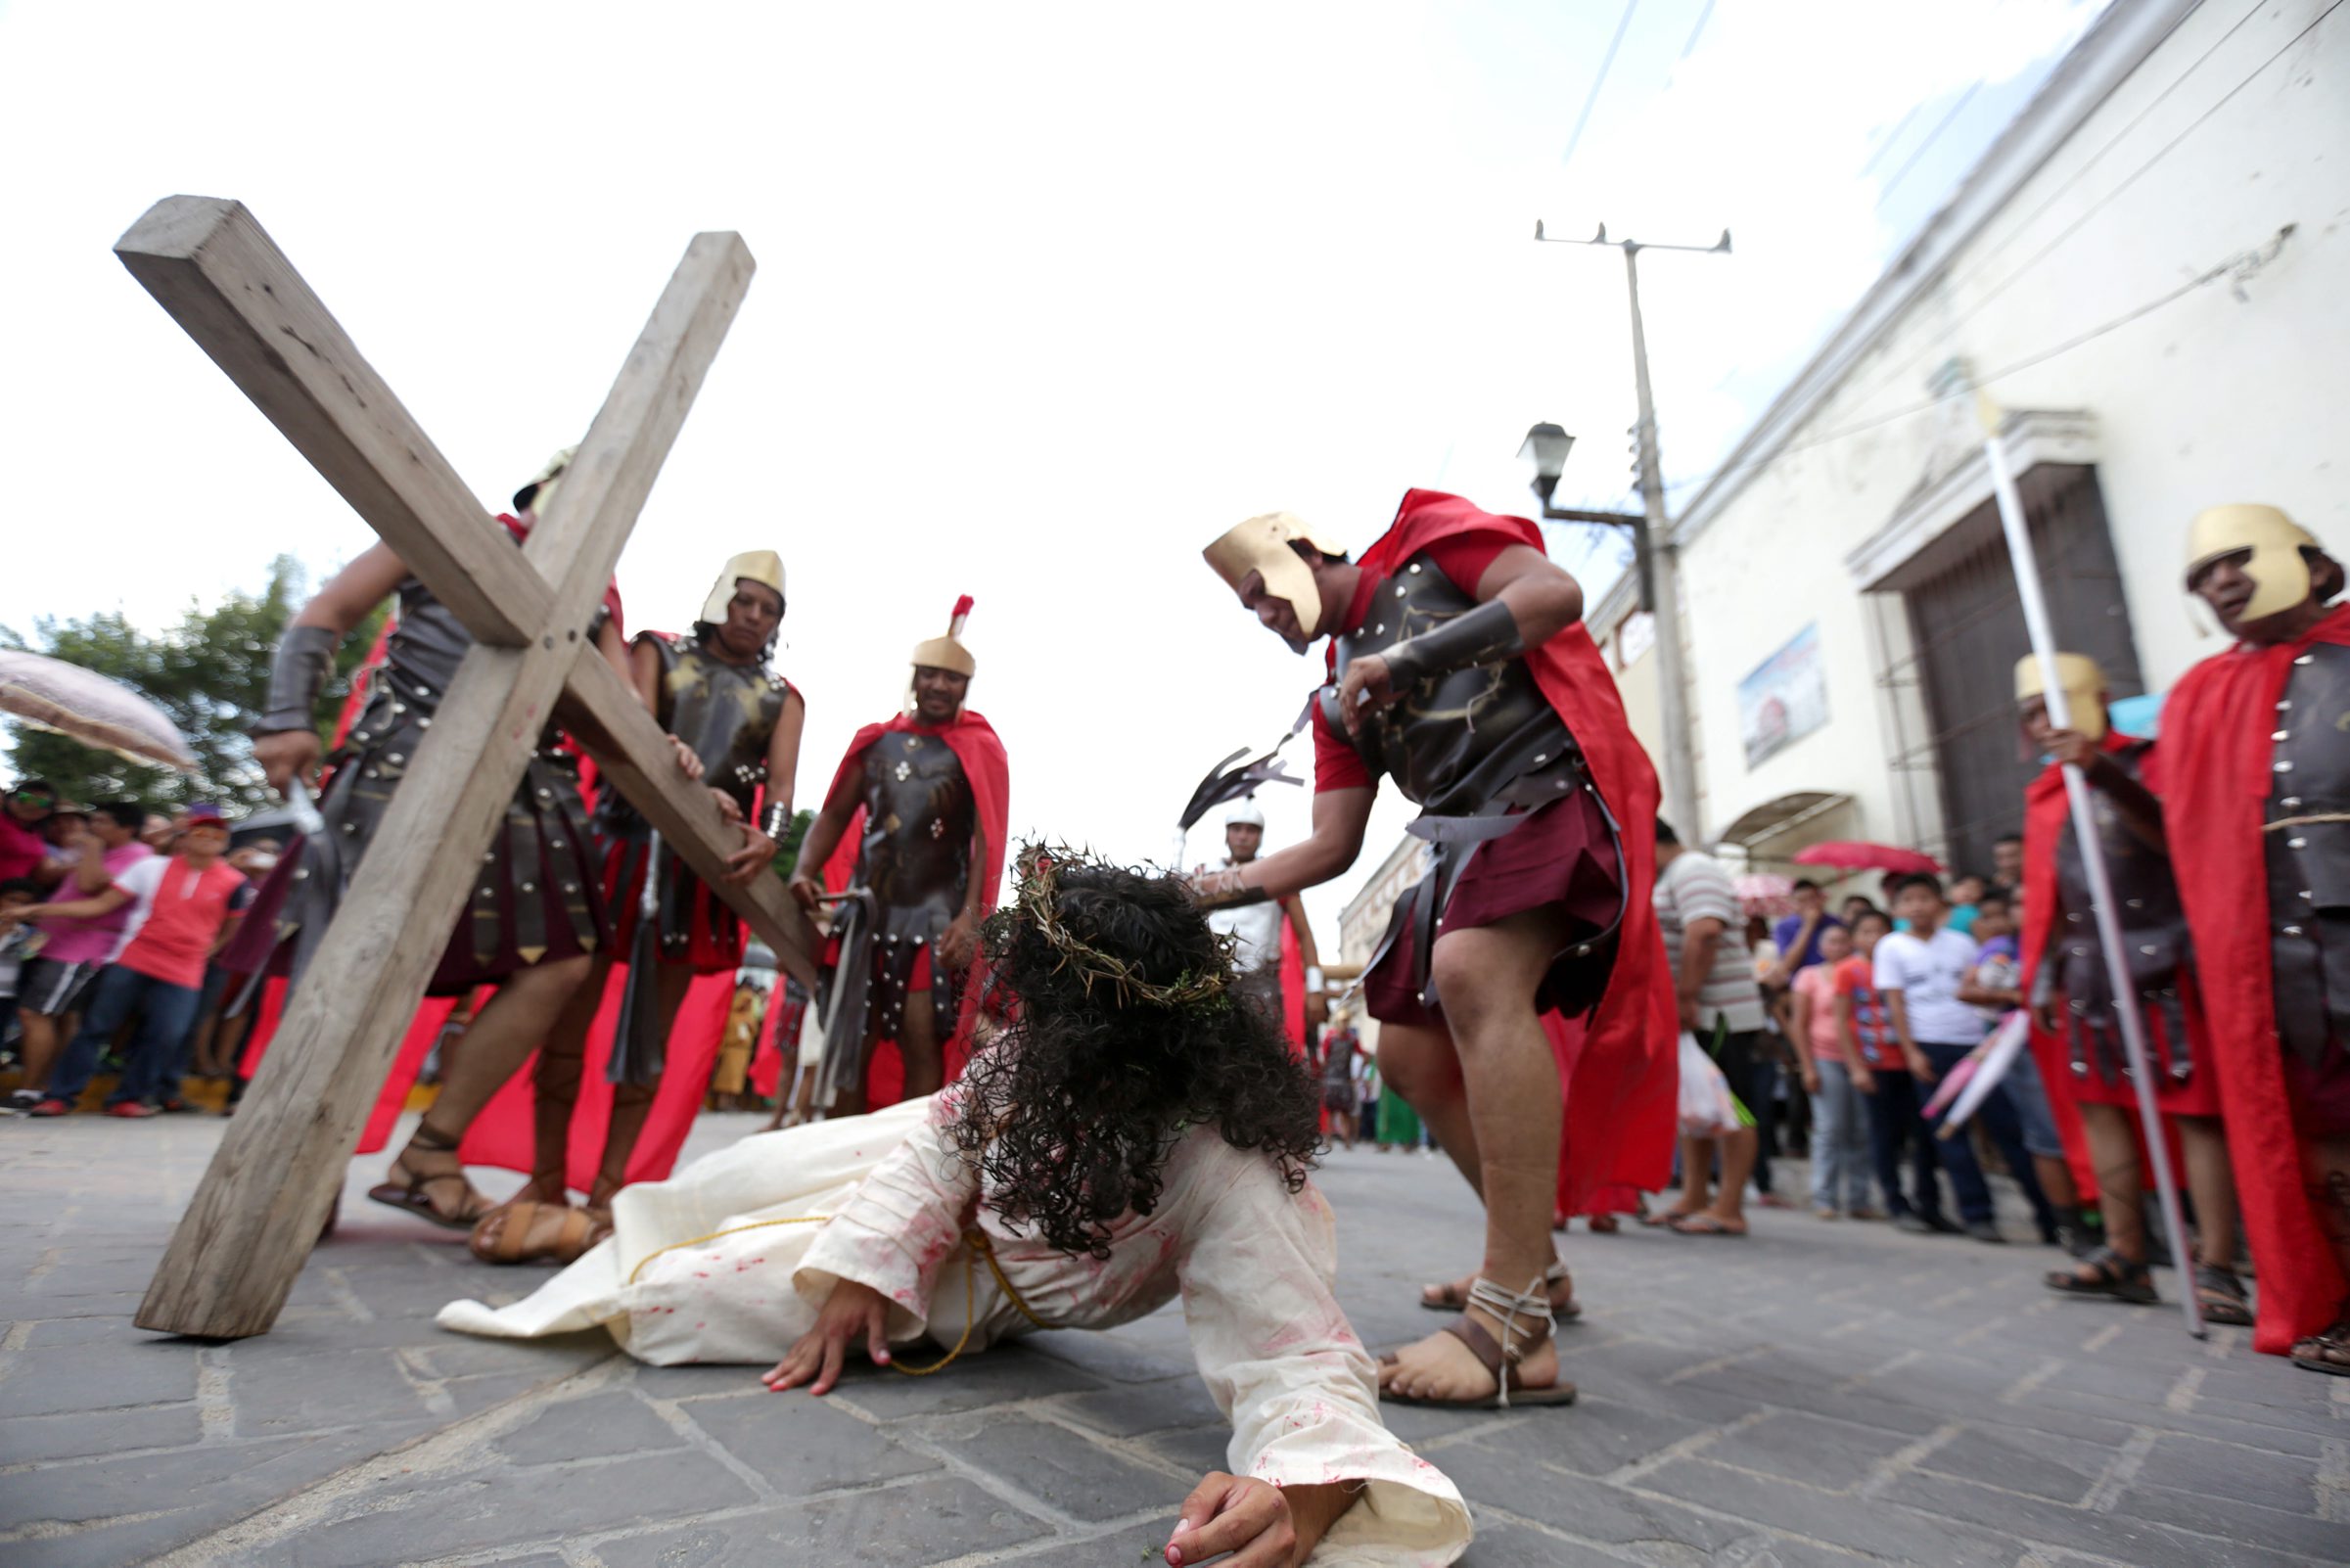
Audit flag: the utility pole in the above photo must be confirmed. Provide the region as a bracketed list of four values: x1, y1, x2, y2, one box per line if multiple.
[1534, 219, 1728, 841]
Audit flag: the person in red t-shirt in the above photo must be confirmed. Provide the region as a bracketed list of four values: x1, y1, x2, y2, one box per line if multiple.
[17, 805, 253, 1116]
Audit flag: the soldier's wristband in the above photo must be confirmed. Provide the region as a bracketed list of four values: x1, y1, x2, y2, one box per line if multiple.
[1193, 866, 1268, 910]
[1380, 598, 1525, 690]
[760, 800, 790, 842]
[255, 624, 339, 735]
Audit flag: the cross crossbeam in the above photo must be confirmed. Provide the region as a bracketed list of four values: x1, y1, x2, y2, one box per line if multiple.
[115, 196, 813, 1340]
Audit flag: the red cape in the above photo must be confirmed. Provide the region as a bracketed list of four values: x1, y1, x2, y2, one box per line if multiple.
[1339, 489, 1679, 1212]
[816, 710, 1012, 1107]
[2154, 602, 2350, 1354]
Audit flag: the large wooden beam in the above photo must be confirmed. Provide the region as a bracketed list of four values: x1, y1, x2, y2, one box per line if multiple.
[115, 197, 549, 648]
[559, 647, 818, 988]
[132, 224, 758, 1341]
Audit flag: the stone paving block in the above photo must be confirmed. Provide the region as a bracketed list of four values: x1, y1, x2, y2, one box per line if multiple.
[1695, 1362, 1948, 1440]
[1018, 1324, 1196, 1385]
[492, 1388, 685, 1463]
[631, 1360, 769, 1400]
[681, 1389, 939, 1492]
[1636, 1458, 2026, 1567]
[1876, 1470, 2320, 1568]
[1443, 1440, 1747, 1556]
[441, 1369, 569, 1418]
[1052, 1373, 1225, 1438]
[0, 1423, 431, 1533]
[0, 1400, 202, 1464]
[2115, 1482, 2348, 1560]
[925, 1410, 1190, 1520]
[1139, 1422, 1234, 1477]
[1, 1506, 229, 1568]
[406, 1327, 610, 1377]
[222, 1345, 438, 1436]
[1003, 1519, 1169, 1567]
[588, 1475, 1050, 1568]
[1698, 1407, 1915, 1492]
[1452, 1516, 1623, 1566]
[0, 1338, 199, 1417]
[18, 1316, 132, 1348]
[821, 1343, 1105, 1419]
[2132, 1431, 2324, 1515]
[275, 1448, 758, 1567]
[1913, 1421, 2111, 1504]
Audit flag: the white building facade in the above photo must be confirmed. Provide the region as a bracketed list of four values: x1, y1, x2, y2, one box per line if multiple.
[1593, 0, 2348, 879]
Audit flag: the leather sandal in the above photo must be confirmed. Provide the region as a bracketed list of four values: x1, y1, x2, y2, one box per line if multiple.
[1421, 1258, 1581, 1321]
[2193, 1265, 2253, 1327]
[1384, 1274, 1577, 1409]
[366, 1124, 492, 1230]
[469, 1200, 609, 1265]
[2045, 1245, 2157, 1305]
[2290, 1307, 2350, 1376]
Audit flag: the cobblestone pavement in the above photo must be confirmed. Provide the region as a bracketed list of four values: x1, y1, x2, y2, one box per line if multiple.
[1, 1110, 2344, 1567]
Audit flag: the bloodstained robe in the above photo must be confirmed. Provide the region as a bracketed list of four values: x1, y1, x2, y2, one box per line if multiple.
[813, 710, 1011, 1108]
[439, 1091, 1472, 1565]
[2153, 602, 2350, 1355]
[1339, 489, 1678, 1215]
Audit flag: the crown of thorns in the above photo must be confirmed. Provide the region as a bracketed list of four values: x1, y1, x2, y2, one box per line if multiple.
[998, 843, 1234, 1010]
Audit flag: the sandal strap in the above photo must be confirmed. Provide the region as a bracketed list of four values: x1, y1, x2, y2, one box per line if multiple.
[1463, 1274, 1553, 1409]
[2192, 1263, 2246, 1299]
[2084, 1245, 2149, 1286]
[409, 1121, 462, 1153]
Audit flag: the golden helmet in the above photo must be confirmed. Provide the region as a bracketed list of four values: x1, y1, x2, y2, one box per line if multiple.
[2013, 652, 2107, 743]
[910, 595, 977, 678]
[1203, 512, 1351, 640]
[700, 551, 785, 625]
[2185, 504, 2318, 623]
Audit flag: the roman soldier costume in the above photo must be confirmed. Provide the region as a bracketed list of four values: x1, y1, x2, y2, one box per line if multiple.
[806, 598, 1011, 1112]
[2157, 504, 2350, 1358]
[1201, 490, 1677, 1216]
[2017, 655, 2217, 1116]
[595, 550, 793, 1078]
[235, 449, 618, 997]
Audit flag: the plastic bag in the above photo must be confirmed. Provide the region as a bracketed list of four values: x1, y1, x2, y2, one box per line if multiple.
[1676, 1031, 1744, 1137]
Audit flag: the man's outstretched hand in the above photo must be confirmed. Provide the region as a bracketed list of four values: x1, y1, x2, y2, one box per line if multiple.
[760, 1278, 892, 1397]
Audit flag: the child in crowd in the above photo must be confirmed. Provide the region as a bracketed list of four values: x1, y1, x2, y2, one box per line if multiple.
[0, 878, 42, 1065]
[1794, 924, 1875, 1218]
[1838, 908, 1935, 1227]
[1958, 890, 2087, 1252]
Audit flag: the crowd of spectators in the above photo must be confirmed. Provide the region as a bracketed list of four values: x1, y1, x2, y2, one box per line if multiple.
[0, 780, 281, 1118]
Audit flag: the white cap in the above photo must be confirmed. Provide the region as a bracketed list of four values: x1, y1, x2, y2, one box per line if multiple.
[1226, 801, 1266, 828]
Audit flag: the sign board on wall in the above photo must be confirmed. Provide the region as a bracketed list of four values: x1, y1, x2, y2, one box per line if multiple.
[1738, 623, 1828, 768]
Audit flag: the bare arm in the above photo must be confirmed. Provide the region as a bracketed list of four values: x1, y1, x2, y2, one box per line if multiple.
[1831, 992, 1873, 1084]
[765, 689, 806, 818]
[627, 637, 665, 714]
[1339, 545, 1586, 732]
[1956, 963, 2020, 1010]
[1768, 913, 1818, 987]
[786, 762, 863, 905]
[291, 542, 409, 637]
[1882, 990, 1936, 1083]
[1214, 787, 1373, 905]
[71, 846, 114, 896]
[22, 886, 134, 923]
[1678, 914, 1725, 1032]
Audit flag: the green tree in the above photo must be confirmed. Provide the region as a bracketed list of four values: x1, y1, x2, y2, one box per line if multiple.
[1, 557, 388, 813]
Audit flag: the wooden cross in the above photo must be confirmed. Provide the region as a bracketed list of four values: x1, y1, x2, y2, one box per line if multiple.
[115, 196, 819, 1340]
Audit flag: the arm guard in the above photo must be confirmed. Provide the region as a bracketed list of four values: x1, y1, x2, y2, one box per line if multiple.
[255, 624, 339, 735]
[760, 799, 792, 842]
[1379, 598, 1525, 691]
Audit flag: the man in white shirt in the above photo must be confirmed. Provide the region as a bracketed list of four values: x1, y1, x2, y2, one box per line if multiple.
[1650, 821, 1767, 1234]
[1876, 873, 2059, 1245]
[1202, 803, 1324, 1034]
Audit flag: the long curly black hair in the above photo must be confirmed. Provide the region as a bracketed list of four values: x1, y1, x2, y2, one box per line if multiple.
[947, 852, 1322, 1258]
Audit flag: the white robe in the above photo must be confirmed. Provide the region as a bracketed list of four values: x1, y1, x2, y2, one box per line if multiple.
[439, 1096, 1471, 1566]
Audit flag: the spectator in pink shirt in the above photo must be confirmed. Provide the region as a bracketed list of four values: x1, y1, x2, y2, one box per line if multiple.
[8, 803, 154, 1110]
[1792, 924, 1877, 1219]
[16, 805, 253, 1117]
[0, 782, 65, 889]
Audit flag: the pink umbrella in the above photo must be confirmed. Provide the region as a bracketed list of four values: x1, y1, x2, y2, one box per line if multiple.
[1792, 840, 1942, 876]
[1734, 872, 1795, 919]
[0, 648, 197, 771]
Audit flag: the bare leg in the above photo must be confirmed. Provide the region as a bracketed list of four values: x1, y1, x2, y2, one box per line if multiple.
[18, 1010, 63, 1094]
[1705, 1128, 1756, 1225]
[1379, 907, 1570, 1404]
[1677, 1134, 1715, 1218]
[2178, 1115, 2238, 1268]
[389, 954, 596, 1215]
[523, 955, 612, 1206]
[591, 963, 695, 1208]
[2035, 1154, 2079, 1213]
[2292, 1136, 2350, 1369]
[1376, 1022, 1483, 1194]
[2079, 1102, 2145, 1262]
[897, 991, 945, 1101]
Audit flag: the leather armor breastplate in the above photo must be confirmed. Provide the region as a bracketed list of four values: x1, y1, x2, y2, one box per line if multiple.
[660, 640, 787, 815]
[2265, 641, 2350, 1064]
[858, 728, 975, 917]
[2051, 740, 2193, 1083]
[381, 578, 606, 747]
[1317, 553, 1577, 818]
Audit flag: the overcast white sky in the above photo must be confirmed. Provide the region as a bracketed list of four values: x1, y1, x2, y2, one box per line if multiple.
[0, 0, 2104, 944]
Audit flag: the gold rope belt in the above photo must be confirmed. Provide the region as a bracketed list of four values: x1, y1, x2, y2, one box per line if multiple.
[624, 1217, 1053, 1377]
[2263, 812, 2350, 832]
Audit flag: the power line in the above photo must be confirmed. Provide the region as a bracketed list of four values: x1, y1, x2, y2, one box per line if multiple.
[1660, 223, 2294, 496]
[1562, 0, 1642, 169]
[1859, 102, 1924, 180]
[1680, 0, 1717, 58]
[1875, 80, 1983, 205]
[1838, 0, 2292, 416]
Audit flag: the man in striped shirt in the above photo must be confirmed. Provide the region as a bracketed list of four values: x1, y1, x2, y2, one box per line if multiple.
[1651, 820, 1767, 1235]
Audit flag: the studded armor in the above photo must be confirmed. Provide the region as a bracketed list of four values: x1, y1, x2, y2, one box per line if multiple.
[2264, 641, 2350, 1067]
[2043, 741, 2194, 1084]
[1316, 551, 1624, 1002]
